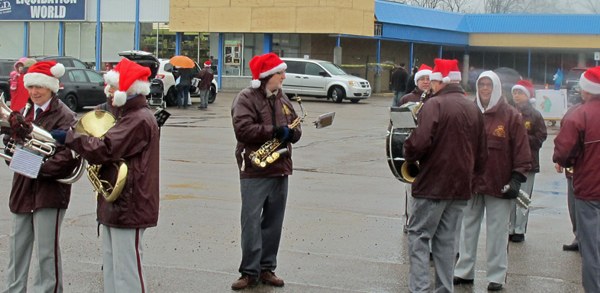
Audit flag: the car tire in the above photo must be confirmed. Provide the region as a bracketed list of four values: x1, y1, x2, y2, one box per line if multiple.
[330, 86, 345, 103]
[350, 99, 360, 103]
[209, 85, 217, 104]
[64, 94, 79, 112]
[165, 86, 178, 107]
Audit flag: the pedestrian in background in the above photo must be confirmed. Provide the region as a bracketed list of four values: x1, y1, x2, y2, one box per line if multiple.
[454, 70, 531, 292]
[176, 67, 193, 109]
[404, 58, 486, 293]
[1, 61, 78, 293]
[230, 53, 302, 290]
[508, 80, 547, 243]
[197, 60, 214, 110]
[553, 66, 600, 293]
[390, 63, 408, 106]
[404, 65, 419, 95]
[9, 57, 34, 111]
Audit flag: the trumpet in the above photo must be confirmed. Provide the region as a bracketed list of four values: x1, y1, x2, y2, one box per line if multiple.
[249, 98, 306, 168]
[501, 184, 531, 210]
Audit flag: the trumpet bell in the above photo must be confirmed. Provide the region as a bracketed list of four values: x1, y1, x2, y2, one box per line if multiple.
[400, 161, 419, 184]
[75, 110, 116, 137]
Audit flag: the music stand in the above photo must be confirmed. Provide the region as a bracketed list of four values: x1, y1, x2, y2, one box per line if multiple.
[313, 112, 335, 129]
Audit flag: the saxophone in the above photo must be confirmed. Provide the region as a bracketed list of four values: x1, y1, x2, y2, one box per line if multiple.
[249, 98, 306, 168]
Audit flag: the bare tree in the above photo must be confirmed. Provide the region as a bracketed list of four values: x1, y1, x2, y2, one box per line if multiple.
[441, 0, 471, 12]
[582, 0, 600, 13]
[484, 0, 524, 13]
[408, 0, 444, 9]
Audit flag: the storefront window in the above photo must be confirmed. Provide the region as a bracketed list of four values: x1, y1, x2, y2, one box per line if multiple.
[65, 22, 96, 63]
[273, 34, 301, 58]
[29, 22, 59, 56]
[222, 33, 263, 76]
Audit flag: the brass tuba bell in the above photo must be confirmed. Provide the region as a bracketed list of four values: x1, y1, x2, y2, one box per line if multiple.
[74, 110, 128, 202]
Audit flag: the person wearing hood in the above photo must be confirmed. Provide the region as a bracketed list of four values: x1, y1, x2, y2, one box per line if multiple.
[8, 57, 31, 111]
[454, 71, 532, 291]
[51, 58, 160, 292]
[508, 80, 547, 243]
[404, 58, 486, 293]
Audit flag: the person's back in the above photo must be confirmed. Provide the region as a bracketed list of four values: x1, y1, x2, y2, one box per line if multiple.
[405, 83, 485, 199]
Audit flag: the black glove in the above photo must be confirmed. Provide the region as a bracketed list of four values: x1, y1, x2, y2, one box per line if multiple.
[50, 129, 67, 145]
[503, 172, 526, 199]
[8, 111, 32, 143]
[0, 126, 12, 136]
[273, 126, 294, 142]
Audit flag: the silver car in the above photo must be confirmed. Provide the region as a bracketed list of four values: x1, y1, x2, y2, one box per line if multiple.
[281, 58, 370, 103]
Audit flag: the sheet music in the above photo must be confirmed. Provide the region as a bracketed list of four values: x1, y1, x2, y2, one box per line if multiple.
[9, 147, 43, 179]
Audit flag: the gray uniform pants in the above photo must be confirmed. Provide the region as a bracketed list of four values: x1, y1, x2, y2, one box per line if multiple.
[239, 177, 288, 277]
[4, 208, 65, 293]
[198, 89, 209, 109]
[102, 226, 146, 293]
[455, 194, 512, 284]
[408, 198, 467, 293]
[509, 172, 535, 234]
[574, 199, 600, 293]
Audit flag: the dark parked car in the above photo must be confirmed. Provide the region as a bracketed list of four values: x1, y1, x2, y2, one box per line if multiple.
[565, 67, 589, 91]
[57, 68, 107, 112]
[0, 59, 17, 101]
[30, 55, 90, 69]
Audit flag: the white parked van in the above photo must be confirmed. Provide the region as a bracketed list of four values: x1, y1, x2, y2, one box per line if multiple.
[281, 58, 370, 103]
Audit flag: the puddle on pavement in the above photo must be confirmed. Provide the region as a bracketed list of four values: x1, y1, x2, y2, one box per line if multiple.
[168, 183, 204, 189]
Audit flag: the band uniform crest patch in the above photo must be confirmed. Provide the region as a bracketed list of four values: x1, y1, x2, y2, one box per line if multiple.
[524, 120, 532, 130]
[493, 125, 506, 138]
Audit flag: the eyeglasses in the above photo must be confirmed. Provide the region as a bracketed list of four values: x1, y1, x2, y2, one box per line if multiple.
[275, 71, 286, 75]
[478, 82, 493, 88]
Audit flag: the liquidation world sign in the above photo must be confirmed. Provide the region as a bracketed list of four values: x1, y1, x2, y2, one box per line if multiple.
[0, 0, 85, 21]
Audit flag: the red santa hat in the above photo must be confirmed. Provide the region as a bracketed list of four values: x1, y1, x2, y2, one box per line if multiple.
[249, 53, 287, 88]
[203, 60, 211, 67]
[414, 64, 433, 83]
[429, 58, 461, 83]
[512, 79, 535, 101]
[579, 66, 600, 95]
[103, 58, 151, 107]
[23, 60, 65, 93]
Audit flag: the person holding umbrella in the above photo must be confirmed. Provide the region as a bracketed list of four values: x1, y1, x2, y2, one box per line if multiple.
[169, 56, 195, 109]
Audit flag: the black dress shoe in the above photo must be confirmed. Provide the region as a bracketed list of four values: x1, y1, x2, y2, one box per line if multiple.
[510, 234, 525, 243]
[562, 243, 579, 251]
[453, 277, 474, 285]
[487, 282, 503, 291]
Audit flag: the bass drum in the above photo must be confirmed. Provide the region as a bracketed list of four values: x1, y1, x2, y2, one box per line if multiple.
[385, 123, 419, 183]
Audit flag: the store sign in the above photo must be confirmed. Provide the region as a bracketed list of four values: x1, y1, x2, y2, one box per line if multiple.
[0, 0, 85, 21]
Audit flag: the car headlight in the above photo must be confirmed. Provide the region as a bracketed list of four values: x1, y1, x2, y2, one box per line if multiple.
[348, 81, 359, 87]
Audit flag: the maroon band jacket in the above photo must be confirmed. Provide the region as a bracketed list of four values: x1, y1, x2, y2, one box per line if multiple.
[66, 95, 160, 228]
[7, 97, 78, 213]
[231, 87, 302, 179]
[553, 99, 600, 201]
[404, 84, 487, 200]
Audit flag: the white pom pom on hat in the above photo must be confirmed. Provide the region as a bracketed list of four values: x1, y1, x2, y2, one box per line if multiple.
[429, 58, 461, 84]
[248, 53, 287, 88]
[103, 58, 151, 107]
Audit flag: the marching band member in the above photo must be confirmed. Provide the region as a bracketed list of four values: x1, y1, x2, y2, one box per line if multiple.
[404, 58, 486, 293]
[397, 64, 432, 106]
[553, 66, 600, 293]
[508, 80, 547, 242]
[454, 71, 531, 291]
[1, 61, 78, 293]
[52, 58, 160, 292]
[230, 53, 302, 290]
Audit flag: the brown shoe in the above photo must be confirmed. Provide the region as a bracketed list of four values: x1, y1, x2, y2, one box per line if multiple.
[260, 270, 285, 287]
[231, 275, 258, 291]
